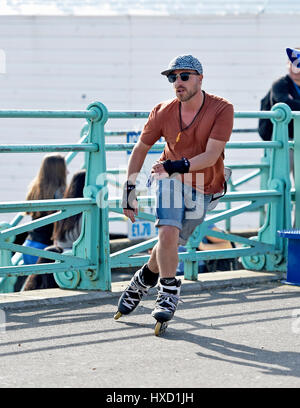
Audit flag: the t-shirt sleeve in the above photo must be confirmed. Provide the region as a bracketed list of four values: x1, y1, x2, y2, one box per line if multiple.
[209, 103, 234, 142]
[140, 104, 163, 146]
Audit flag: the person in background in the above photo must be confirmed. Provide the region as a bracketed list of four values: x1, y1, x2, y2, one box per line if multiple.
[176, 224, 236, 275]
[23, 169, 86, 291]
[258, 47, 300, 176]
[258, 47, 300, 228]
[52, 169, 86, 251]
[23, 153, 67, 263]
[14, 154, 67, 291]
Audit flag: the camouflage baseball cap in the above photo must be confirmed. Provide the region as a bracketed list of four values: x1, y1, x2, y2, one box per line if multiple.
[161, 54, 203, 76]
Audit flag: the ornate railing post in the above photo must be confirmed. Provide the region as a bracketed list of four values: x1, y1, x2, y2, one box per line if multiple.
[182, 240, 199, 281]
[84, 101, 110, 290]
[55, 102, 111, 291]
[242, 103, 292, 271]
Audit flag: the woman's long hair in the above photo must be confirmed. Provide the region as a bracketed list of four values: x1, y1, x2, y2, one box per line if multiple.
[52, 169, 86, 242]
[26, 154, 67, 219]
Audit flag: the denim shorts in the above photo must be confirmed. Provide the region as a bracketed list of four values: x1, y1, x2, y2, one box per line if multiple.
[155, 177, 212, 245]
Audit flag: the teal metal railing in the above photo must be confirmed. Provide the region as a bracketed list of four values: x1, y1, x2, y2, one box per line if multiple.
[0, 102, 298, 291]
[0, 102, 111, 292]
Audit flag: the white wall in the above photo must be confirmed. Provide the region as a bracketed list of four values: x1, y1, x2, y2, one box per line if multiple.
[0, 14, 298, 229]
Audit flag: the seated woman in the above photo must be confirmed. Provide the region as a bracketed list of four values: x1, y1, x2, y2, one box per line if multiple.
[22, 153, 67, 265]
[14, 154, 67, 291]
[23, 169, 86, 291]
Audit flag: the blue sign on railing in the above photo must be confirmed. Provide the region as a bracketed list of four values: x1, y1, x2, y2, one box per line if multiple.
[126, 131, 164, 154]
[129, 220, 158, 239]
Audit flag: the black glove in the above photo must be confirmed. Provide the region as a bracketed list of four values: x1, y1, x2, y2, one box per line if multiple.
[162, 157, 190, 176]
[122, 181, 137, 210]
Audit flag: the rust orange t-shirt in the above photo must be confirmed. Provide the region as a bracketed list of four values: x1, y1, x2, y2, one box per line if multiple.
[140, 91, 234, 194]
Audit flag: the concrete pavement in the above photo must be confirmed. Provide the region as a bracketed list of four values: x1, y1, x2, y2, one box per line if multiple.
[0, 269, 285, 311]
[1, 269, 300, 388]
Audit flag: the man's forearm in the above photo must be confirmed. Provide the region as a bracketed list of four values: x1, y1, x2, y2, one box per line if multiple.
[188, 138, 226, 172]
[123, 141, 151, 220]
[188, 151, 218, 172]
[156, 144, 224, 178]
[160, 152, 215, 177]
[127, 144, 150, 183]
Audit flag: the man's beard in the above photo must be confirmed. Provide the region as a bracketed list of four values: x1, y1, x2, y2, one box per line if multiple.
[176, 86, 199, 102]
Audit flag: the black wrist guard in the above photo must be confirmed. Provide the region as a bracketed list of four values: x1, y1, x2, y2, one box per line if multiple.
[122, 181, 137, 210]
[162, 157, 190, 176]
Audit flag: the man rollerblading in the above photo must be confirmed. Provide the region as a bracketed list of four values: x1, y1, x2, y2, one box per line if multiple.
[114, 54, 234, 335]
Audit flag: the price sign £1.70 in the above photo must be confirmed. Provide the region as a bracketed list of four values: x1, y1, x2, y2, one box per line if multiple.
[128, 220, 158, 240]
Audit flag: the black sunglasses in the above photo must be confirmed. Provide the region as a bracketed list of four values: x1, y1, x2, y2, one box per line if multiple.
[167, 72, 199, 83]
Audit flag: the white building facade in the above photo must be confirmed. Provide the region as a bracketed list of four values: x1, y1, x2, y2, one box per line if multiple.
[0, 0, 299, 230]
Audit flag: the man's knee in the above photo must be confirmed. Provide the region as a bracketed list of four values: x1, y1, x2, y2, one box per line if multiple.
[158, 225, 179, 246]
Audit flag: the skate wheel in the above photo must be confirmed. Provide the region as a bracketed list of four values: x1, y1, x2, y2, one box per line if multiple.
[154, 321, 168, 336]
[114, 311, 122, 320]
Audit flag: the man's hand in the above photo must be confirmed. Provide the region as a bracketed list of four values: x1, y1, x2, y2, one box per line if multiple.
[151, 161, 169, 180]
[122, 181, 138, 223]
[151, 158, 190, 179]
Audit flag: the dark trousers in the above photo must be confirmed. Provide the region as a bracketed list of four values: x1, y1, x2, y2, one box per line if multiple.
[21, 245, 62, 291]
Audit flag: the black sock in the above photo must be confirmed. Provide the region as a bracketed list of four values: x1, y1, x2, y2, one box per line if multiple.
[160, 277, 179, 293]
[160, 277, 177, 285]
[141, 264, 159, 287]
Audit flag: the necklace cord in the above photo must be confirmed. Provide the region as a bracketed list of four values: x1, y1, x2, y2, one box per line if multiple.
[176, 91, 206, 143]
